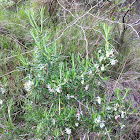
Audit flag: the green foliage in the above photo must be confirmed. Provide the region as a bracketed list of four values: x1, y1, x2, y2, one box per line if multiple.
[15, 8, 135, 139]
[0, 1, 139, 139]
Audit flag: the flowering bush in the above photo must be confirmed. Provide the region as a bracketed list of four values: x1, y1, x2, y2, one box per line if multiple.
[19, 8, 134, 139]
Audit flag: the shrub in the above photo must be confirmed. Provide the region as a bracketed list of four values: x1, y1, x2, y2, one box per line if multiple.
[18, 7, 135, 139]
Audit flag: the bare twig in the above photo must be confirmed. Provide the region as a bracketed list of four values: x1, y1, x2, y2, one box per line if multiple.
[48, 0, 103, 46]
[119, 0, 138, 45]
[0, 69, 20, 78]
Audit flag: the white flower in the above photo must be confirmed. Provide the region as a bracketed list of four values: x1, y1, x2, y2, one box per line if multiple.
[1, 87, 5, 94]
[94, 64, 99, 69]
[106, 53, 109, 58]
[95, 115, 105, 128]
[99, 56, 104, 62]
[121, 124, 125, 129]
[56, 87, 62, 93]
[76, 112, 81, 121]
[85, 84, 89, 90]
[81, 79, 84, 85]
[50, 61, 53, 65]
[114, 103, 119, 111]
[47, 84, 51, 89]
[100, 122, 105, 128]
[115, 115, 120, 120]
[66, 94, 74, 99]
[75, 122, 79, 127]
[114, 108, 117, 111]
[98, 49, 102, 53]
[40, 65, 45, 70]
[48, 88, 54, 93]
[114, 107, 117, 111]
[66, 94, 70, 99]
[80, 111, 83, 116]
[104, 57, 107, 60]
[89, 70, 92, 75]
[24, 80, 34, 91]
[95, 115, 101, 123]
[101, 64, 105, 71]
[0, 99, 3, 105]
[47, 84, 54, 93]
[37, 74, 44, 81]
[121, 111, 126, 118]
[106, 49, 114, 57]
[65, 128, 71, 135]
[96, 96, 101, 104]
[110, 59, 118, 65]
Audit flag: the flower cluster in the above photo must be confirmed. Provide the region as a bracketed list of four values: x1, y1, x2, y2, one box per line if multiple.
[66, 94, 74, 100]
[76, 112, 81, 121]
[47, 84, 55, 93]
[94, 115, 105, 128]
[96, 48, 118, 72]
[105, 48, 118, 66]
[56, 87, 62, 93]
[96, 96, 101, 104]
[65, 128, 71, 135]
[24, 80, 34, 91]
[47, 84, 62, 94]
[105, 103, 127, 128]
[0, 87, 5, 94]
